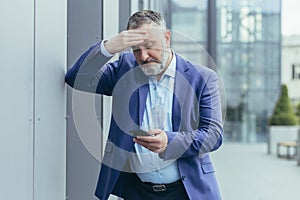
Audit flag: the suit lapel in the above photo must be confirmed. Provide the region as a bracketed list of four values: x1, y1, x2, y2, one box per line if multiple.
[128, 66, 149, 127]
[138, 83, 149, 127]
[172, 54, 191, 131]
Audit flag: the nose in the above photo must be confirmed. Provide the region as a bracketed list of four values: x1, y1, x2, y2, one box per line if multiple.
[138, 47, 149, 62]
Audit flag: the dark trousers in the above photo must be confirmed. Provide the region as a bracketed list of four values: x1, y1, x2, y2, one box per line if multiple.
[123, 173, 189, 200]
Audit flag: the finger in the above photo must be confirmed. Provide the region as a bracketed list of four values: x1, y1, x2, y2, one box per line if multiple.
[153, 144, 167, 153]
[121, 37, 147, 48]
[124, 31, 149, 37]
[134, 136, 158, 145]
[125, 29, 148, 34]
[126, 40, 146, 47]
[141, 141, 162, 152]
[134, 139, 156, 149]
[122, 32, 149, 42]
[154, 145, 167, 153]
[135, 135, 157, 142]
[122, 30, 149, 39]
[124, 36, 148, 45]
[124, 35, 149, 42]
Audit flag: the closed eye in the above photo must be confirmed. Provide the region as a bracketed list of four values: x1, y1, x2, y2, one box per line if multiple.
[131, 46, 139, 51]
[132, 49, 140, 54]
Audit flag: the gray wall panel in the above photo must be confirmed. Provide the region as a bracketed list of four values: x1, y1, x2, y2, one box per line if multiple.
[34, 0, 67, 199]
[0, 0, 34, 199]
[67, 0, 103, 199]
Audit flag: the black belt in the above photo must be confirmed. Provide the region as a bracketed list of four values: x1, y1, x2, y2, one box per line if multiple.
[134, 174, 183, 192]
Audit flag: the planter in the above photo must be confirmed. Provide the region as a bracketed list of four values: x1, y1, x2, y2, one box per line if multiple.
[268, 126, 299, 155]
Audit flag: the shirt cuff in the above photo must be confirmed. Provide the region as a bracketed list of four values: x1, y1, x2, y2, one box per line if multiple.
[101, 40, 115, 58]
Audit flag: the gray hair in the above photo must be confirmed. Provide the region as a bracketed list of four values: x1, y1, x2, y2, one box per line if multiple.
[126, 10, 166, 30]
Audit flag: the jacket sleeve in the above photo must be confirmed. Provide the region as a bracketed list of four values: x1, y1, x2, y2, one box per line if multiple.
[162, 70, 223, 160]
[65, 41, 117, 95]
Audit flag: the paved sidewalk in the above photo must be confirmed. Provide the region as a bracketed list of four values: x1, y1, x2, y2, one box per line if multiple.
[211, 142, 300, 200]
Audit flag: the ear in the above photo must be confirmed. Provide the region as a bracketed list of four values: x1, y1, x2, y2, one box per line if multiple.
[164, 30, 171, 48]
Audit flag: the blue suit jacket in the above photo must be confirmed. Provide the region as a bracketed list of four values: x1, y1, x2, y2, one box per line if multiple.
[65, 42, 223, 200]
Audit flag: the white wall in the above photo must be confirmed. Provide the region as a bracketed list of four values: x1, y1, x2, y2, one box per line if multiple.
[281, 35, 300, 104]
[0, 0, 67, 199]
[0, 1, 34, 199]
[34, 0, 67, 199]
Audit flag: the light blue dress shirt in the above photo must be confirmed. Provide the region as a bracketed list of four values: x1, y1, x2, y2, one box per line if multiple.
[129, 53, 181, 184]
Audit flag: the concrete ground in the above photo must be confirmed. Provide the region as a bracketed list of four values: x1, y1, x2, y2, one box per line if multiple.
[211, 142, 300, 200]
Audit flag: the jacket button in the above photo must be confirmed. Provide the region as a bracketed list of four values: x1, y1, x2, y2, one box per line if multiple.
[181, 176, 186, 181]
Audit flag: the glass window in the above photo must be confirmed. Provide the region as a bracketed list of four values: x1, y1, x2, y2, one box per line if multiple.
[292, 64, 300, 80]
[171, 0, 207, 42]
[217, 0, 281, 142]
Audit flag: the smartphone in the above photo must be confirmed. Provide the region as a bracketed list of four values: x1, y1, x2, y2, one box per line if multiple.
[130, 129, 150, 137]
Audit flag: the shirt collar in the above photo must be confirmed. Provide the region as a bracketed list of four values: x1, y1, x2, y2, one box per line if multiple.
[162, 50, 176, 79]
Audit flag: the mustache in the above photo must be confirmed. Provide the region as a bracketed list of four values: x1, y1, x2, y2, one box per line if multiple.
[140, 59, 161, 65]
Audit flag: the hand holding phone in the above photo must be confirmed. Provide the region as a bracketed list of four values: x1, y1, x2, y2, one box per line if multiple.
[132, 129, 167, 154]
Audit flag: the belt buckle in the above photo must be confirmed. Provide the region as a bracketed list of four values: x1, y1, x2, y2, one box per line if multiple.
[152, 184, 166, 192]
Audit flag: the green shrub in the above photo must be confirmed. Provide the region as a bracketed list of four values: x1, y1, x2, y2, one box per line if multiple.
[296, 101, 300, 124]
[269, 84, 297, 125]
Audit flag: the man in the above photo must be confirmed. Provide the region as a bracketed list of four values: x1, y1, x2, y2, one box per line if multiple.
[66, 10, 223, 200]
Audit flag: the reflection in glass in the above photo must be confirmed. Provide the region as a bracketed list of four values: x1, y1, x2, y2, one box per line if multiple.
[217, 0, 281, 142]
[169, 0, 208, 63]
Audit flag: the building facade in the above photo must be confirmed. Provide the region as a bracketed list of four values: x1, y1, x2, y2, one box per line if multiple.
[281, 35, 300, 107]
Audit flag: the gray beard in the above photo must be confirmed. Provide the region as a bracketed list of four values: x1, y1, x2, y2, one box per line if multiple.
[140, 50, 169, 76]
[140, 63, 165, 76]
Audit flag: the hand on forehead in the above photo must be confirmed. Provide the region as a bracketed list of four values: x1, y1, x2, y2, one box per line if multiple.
[137, 24, 165, 36]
